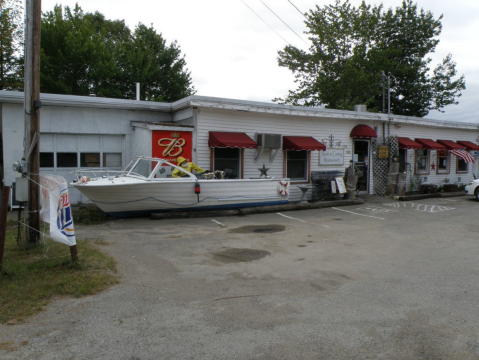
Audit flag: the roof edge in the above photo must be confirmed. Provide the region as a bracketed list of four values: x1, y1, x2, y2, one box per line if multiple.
[0, 91, 172, 112]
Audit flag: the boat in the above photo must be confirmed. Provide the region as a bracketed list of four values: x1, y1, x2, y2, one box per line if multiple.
[71, 156, 290, 217]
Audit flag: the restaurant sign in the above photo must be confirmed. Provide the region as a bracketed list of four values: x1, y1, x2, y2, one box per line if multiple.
[319, 149, 344, 166]
[152, 130, 193, 165]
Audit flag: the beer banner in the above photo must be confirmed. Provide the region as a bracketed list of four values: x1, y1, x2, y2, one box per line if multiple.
[40, 175, 76, 246]
[152, 130, 193, 165]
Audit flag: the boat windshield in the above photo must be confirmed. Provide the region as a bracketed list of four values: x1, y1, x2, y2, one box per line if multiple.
[127, 158, 162, 178]
[126, 158, 194, 179]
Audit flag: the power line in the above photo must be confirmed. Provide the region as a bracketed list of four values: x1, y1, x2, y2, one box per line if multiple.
[239, 0, 290, 45]
[259, 0, 309, 46]
[287, 0, 308, 20]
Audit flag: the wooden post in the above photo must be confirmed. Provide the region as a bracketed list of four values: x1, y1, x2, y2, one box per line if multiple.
[0, 186, 11, 272]
[70, 245, 78, 262]
[24, 0, 42, 244]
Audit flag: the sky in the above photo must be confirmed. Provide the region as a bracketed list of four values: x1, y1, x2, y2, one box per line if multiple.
[40, 0, 479, 124]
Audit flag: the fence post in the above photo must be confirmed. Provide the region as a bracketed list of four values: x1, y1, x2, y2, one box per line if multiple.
[0, 186, 11, 272]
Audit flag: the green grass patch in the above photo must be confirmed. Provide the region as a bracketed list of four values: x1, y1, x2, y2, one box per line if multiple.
[0, 228, 119, 324]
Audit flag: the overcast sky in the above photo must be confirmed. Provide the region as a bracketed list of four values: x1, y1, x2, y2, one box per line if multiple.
[41, 0, 479, 124]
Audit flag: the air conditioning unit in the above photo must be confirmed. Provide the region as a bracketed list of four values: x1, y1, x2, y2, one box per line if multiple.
[256, 133, 282, 148]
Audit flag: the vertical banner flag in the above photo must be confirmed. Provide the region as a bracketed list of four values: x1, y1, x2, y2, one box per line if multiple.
[151, 130, 193, 165]
[40, 175, 76, 246]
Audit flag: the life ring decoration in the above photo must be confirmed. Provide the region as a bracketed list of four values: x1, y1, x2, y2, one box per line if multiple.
[277, 180, 290, 196]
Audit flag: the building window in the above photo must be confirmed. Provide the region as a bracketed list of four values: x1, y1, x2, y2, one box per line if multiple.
[103, 153, 122, 168]
[398, 148, 407, 173]
[40, 134, 124, 171]
[40, 152, 54, 167]
[415, 149, 429, 174]
[457, 157, 468, 173]
[80, 153, 101, 167]
[436, 150, 449, 174]
[57, 153, 78, 167]
[213, 148, 240, 179]
[286, 150, 308, 180]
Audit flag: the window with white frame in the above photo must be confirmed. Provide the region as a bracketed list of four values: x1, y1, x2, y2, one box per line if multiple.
[286, 150, 308, 180]
[436, 149, 449, 174]
[457, 157, 468, 173]
[415, 149, 429, 174]
[39, 134, 124, 169]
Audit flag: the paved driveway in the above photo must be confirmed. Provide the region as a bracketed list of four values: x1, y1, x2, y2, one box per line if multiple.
[2, 195, 479, 359]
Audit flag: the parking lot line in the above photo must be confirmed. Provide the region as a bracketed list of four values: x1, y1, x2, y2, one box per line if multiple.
[332, 207, 385, 220]
[277, 212, 306, 223]
[211, 219, 225, 227]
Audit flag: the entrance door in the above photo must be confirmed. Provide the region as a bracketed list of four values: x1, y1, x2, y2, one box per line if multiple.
[353, 139, 370, 193]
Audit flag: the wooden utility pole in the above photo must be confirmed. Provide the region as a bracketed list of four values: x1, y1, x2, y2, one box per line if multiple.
[23, 0, 42, 244]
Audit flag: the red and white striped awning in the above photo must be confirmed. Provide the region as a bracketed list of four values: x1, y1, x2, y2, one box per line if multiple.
[450, 149, 475, 163]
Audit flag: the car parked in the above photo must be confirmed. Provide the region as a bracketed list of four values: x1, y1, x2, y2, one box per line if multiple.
[465, 178, 479, 200]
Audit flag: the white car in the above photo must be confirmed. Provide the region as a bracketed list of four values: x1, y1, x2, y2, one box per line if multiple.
[465, 178, 479, 200]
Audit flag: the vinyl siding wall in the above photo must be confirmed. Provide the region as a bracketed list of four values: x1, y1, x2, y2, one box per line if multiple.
[195, 108, 379, 201]
[194, 108, 479, 201]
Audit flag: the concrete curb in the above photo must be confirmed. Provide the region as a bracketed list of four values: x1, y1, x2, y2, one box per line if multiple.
[150, 199, 365, 220]
[393, 192, 466, 201]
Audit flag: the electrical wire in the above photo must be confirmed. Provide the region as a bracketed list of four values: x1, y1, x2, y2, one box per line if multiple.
[240, 0, 290, 45]
[287, 0, 308, 20]
[260, 0, 309, 46]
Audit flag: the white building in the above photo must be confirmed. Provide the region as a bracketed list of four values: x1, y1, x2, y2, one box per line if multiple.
[1, 91, 478, 204]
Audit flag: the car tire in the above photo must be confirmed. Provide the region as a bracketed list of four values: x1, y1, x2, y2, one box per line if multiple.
[475, 187, 479, 201]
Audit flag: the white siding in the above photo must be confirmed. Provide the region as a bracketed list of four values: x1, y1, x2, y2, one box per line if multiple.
[390, 124, 479, 189]
[195, 108, 380, 201]
[195, 108, 479, 200]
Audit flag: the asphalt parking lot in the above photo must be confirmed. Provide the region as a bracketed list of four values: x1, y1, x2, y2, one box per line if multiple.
[2, 195, 479, 360]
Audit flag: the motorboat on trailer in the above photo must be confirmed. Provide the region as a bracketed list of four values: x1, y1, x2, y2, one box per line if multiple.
[71, 157, 290, 218]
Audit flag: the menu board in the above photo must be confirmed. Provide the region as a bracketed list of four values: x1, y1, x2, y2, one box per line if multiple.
[335, 177, 347, 194]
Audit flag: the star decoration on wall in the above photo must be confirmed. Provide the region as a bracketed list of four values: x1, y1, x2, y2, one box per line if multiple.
[258, 164, 270, 177]
[431, 163, 436, 170]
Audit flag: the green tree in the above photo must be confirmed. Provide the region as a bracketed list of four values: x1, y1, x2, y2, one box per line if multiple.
[275, 0, 465, 117]
[121, 24, 196, 102]
[0, 0, 23, 90]
[40, 4, 195, 101]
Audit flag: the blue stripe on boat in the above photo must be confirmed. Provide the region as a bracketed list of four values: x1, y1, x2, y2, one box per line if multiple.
[106, 200, 289, 218]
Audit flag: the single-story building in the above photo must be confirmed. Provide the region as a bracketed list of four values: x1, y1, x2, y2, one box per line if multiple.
[1, 91, 478, 204]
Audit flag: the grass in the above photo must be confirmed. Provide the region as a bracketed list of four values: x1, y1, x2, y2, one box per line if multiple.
[72, 204, 114, 224]
[0, 226, 119, 324]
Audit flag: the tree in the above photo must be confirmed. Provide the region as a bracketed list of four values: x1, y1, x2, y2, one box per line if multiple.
[0, 0, 23, 90]
[121, 24, 196, 102]
[275, 0, 465, 117]
[40, 4, 195, 101]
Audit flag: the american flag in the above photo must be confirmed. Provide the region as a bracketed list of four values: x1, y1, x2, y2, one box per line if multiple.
[450, 149, 475, 163]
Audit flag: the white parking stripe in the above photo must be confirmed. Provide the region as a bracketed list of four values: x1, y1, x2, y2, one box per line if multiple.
[211, 219, 225, 227]
[332, 207, 385, 220]
[276, 213, 306, 223]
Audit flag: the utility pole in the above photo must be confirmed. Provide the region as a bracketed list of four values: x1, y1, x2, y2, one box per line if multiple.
[23, 0, 42, 244]
[382, 72, 386, 114]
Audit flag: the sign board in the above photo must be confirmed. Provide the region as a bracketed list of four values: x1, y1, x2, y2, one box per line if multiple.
[335, 177, 347, 194]
[319, 149, 344, 166]
[152, 130, 193, 165]
[353, 154, 359, 162]
[331, 181, 337, 193]
[378, 146, 389, 159]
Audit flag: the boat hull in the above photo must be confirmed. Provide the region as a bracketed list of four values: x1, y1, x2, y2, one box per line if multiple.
[72, 178, 289, 217]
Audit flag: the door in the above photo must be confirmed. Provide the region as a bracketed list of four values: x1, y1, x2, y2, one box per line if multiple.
[353, 139, 370, 194]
